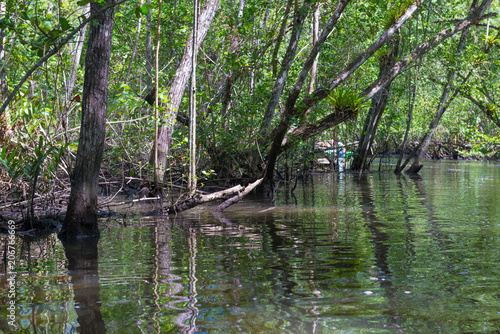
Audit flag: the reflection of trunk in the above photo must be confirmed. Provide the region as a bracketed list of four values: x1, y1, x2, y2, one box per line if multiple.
[154, 219, 191, 329]
[358, 177, 391, 279]
[61, 238, 105, 334]
[351, 35, 400, 171]
[357, 176, 396, 304]
[264, 219, 297, 297]
[187, 228, 199, 334]
[60, 1, 115, 238]
[152, 0, 220, 181]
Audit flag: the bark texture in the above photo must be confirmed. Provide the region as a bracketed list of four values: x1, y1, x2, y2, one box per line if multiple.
[60, 1, 115, 238]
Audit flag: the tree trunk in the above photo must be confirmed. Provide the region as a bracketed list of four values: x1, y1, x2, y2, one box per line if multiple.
[60, 1, 115, 239]
[308, 2, 320, 95]
[145, 0, 153, 92]
[350, 35, 400, 171]
[270, 0, 293, 77]
[152, 0, 220, 181]
[153, 0, 162, 191]
[125, 0, 143, 82]
[63, 5, 89, 153]
[394, 68, 419, 174]
[188, 0, 199, 194]
[65, 7, 88, 105]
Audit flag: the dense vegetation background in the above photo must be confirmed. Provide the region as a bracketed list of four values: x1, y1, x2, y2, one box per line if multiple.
[0, 0, 499, 220]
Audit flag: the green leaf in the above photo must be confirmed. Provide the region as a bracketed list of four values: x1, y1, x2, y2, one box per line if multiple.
[76, 0, 92, 6]
[19, 11, 29, 21]
[140, 5, 148, 15]
[59, 17, 71, 31]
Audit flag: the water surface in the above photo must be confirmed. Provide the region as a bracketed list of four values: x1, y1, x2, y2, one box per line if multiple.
[1, 160, 499, 333]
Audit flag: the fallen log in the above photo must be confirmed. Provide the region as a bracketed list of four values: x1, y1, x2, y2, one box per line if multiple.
[166, 178, 264, 214]
[214, 178, 264, 213]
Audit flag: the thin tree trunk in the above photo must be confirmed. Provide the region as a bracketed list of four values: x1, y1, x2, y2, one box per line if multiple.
[125, 0, 143, 82]
[63, 5, 89, 149]
[145, 0, 153, 92]
[188, 0, 199, 194]
[65, 14, 88, 105]
[60, 0, 115, 239]
[394, 67, 419, 174]
[152, 0, 220, 181]
[153, 0, 162, 190]
[271, 0, 293, 77]
[464, 91, 500, 128]
[308, 2, 320, 95]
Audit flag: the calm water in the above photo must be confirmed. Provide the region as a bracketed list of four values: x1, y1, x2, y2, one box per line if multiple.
[1, 160, 500, 333]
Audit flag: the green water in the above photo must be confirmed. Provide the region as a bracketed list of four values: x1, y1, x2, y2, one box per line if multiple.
[1, 160, 500, 333]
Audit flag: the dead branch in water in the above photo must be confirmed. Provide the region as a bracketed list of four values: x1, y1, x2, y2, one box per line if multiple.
[166, 178, 264, 214]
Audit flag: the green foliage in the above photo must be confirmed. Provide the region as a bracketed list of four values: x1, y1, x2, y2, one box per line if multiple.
[383, 0, 416, 30]
[325, 86, 368, 112]
[0, 146, 21, 181]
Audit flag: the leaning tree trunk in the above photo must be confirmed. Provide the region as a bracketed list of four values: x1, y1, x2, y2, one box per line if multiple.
[152, 0, 220, 181]
[405, 1, 477, 174]
[350, 34, 400, 171]
[60, 1, 115, 239]
[258, 0, 309, 142]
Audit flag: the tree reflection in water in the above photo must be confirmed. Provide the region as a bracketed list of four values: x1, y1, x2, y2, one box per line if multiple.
[61, 237, 106, 334]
